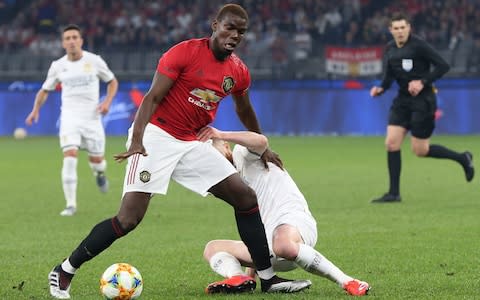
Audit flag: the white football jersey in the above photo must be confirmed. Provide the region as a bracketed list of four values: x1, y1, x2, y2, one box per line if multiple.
[42, 51, 115, 120]
[232, 145, 315, 230]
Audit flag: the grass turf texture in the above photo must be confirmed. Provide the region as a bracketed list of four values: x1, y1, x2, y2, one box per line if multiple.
[0, 136, 478, 299]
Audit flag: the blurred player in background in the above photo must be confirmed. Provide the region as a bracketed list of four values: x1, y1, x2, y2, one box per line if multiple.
[47, 4, 310, 299]
[25, 24, 118, 216]
[198, 126, 370, 296]
[369, 13, 474, 203]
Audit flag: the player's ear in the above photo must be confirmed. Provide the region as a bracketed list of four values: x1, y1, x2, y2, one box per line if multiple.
[211, 20, 218, 32]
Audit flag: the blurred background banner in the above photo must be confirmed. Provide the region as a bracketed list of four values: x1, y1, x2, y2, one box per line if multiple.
[2, 79, 480, 136]
[325, 46, 383, 76]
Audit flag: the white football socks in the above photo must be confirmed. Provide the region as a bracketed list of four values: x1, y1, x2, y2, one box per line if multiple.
[208, 246, 351, 284]
[89, 159, 106, 175]
[209, 251, 245, 278]
[256, 267, 275, 280]
[62, 157, 78, 208]
[295, 243, 353, 286]
[208, 251, 275, 280]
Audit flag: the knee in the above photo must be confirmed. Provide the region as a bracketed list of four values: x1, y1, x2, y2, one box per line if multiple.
[89, 156, 104, 164]
[412, 145, 429, 157]
[272, 240, 299, 261]
[385, 139, 400, 152]
[116, 214, 142, 232]
[413, 149, 428, 157]
[234, 186, 258, 211]
[63, 149, 78, 157]
[203, 240, 219, 261]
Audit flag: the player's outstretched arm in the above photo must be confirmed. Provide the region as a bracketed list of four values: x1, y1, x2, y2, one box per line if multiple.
[114, 72, 174, 162]
[98, 78, 119, 115]
[369, 86, 384, 97]
[231, 92, 261, 133]
[231, 92, 283, 169]
[25, 89, 49, 125]
[197, 126, 268, 155]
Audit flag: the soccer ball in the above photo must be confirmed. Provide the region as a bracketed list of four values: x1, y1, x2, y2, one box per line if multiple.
[100, 263, 143, 300]
[13, 127, 27, 139]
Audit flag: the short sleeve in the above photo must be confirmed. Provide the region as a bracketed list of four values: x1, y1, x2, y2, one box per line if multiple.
[232, 144, 259, 165]
[41, 62, 59, 91]
[156, 42, 190, 81]
[95, 55, 115, 82]
[231, 64, 251, 96]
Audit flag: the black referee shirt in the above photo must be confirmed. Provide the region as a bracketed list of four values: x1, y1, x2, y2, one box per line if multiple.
[380, 34, 450, 95]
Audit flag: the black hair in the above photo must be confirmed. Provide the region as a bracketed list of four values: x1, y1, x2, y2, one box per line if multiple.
[390, 12, 410, 24]
[215, 3, 248, 23]
[62, 24, 82, 36]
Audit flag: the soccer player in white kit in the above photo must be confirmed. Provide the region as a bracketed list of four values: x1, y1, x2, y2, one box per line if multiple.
[25, 24, 118, 216]
[197, 126, 371, 296]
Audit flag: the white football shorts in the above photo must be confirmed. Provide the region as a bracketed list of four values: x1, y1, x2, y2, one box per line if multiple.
[122, 123, 237, 197]
[267, 211, 318, 272]
[59, 117, 105, 156]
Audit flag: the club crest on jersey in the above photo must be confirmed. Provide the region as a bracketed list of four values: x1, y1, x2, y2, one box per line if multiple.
[402, 59, 413, 72]
[222, 76, 235, 93]
[83, 63, 93, 72]
[139, 170, 151, 183]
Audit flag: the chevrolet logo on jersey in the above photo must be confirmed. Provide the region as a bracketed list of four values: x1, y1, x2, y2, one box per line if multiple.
[190, 88, 221, 103]
[222, 76, 235, 93]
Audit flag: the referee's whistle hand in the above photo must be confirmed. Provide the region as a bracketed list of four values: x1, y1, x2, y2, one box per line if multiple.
[370, 86, 383, 97]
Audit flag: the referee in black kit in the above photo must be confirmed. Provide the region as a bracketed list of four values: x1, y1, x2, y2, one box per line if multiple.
[369, 12, 474, 203]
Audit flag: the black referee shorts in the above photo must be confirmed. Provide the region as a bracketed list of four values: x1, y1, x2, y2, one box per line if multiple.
[388, 91, 437, 139]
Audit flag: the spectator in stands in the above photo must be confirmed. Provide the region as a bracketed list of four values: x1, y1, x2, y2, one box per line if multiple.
[271, 33, 289, 79]
[467, 35, 480, 74]
[36, 0, 57, 34]
[293, 25, 312, 60]
[2, 0, 480, 79]
[29, 32, 62, 56]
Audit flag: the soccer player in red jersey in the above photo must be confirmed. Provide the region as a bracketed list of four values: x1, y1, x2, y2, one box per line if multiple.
[48, 4, 309, 299]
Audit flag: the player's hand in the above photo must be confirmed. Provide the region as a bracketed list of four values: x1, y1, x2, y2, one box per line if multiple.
[261, 148, 283, 170]
[370, 86, 384, 97]
[196, 126, 220, 142]
[97, 102, 110, 115]
[408, 80, 424, 96]
[114, 142, 148, 163]
[25, 111, 39, 126]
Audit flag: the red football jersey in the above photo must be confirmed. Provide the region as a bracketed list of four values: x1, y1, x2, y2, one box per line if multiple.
[151, 38, 251, 141]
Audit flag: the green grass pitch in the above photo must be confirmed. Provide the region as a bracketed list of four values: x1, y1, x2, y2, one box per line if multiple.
[0, 135, 478, 299]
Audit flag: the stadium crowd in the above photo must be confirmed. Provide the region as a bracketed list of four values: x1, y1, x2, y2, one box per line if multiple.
[1, 0, 480, 76]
